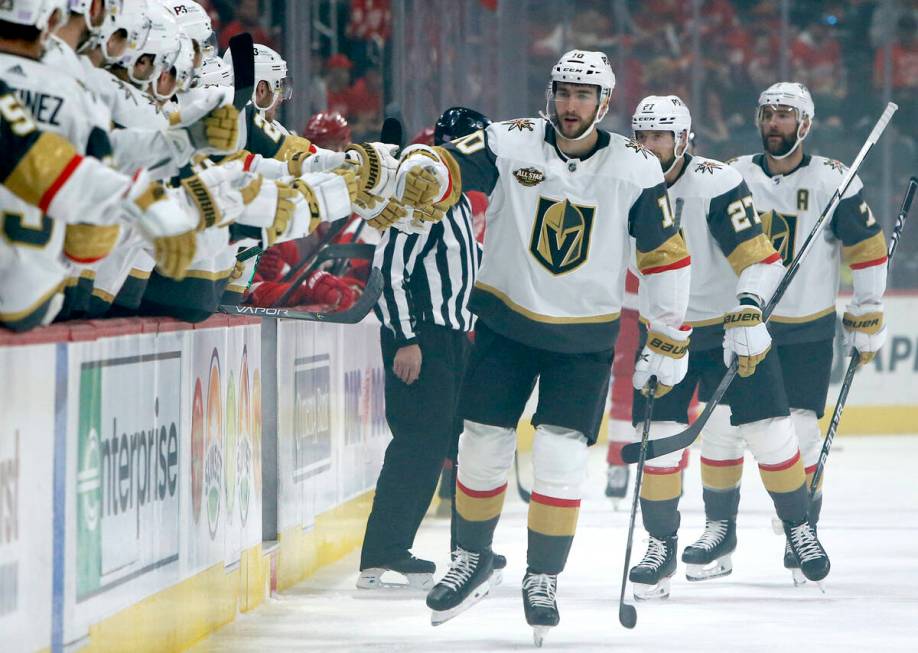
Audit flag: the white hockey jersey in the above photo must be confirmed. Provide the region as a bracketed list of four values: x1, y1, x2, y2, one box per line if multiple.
[638, 155, 780, 351]
[439, 117, 690, 353]
[731, 153, 886, 344]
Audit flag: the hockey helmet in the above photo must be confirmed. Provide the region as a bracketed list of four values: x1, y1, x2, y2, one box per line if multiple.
[170, 30, 197, 94]
[223, 42, 291, 111]
[68, 0, 121, 35]
[434, 106, 491, 146]
[90, 0, 150, 64]
[115, 0, 180, 89]
[0, 0, 66, 30]
[632, 95, 692, 173]
[756, 82, 815, 160]
[165, 0, 215, 58]
[541, 49, 615, 141]
[193, 54, 232, 88]
[303, 112, 352, 151]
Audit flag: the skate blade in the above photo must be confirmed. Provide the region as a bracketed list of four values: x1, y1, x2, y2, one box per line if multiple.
[533, 625, 552, 647]
[357, 569, 433, 591]
[632, 576, 671, 601]
[430, 578, 491, 626]
[790, 568, 807, 587]
[491, 568, 503, 587]
[771, 516, 784, 535]
[685, 555, 732, 582]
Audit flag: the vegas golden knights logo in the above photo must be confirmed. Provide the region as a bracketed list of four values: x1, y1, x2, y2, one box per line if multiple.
[529, 197, 595, 275]
[760, 210, 797, 267]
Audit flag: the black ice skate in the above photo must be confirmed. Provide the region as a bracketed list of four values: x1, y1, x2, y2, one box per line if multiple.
[783, 539, 806, 586]
[629, 535, 677, 600]
[604, 464, 629, 508]
[682, 518, 737, 581]
[784, 521, 829, 588]
[449, 550, 507, 585]
[522, 571, 559, 647]
[426, 547, 494, 625]
[357, 554, 436, 590]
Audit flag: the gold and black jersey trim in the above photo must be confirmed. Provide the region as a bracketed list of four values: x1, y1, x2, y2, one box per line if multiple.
[4, 132, 82, 212]
[726, 233, 780, 276]
[843, 231, 887, 269]
[635, 233, 691, 275]
[475, 282, 619, 324]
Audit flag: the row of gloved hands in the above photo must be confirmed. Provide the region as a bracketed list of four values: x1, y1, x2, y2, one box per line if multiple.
[632, 301, 886, 398]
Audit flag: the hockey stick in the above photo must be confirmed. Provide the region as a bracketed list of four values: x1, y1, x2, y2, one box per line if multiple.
[219, 267, 383, 323]
[618, 377, 657, 629]
[228, 33, 255, 111]
[513, 452, 532, 503]
[809, 176, 917, 496]
[274, 217, 351, 304]
[622, 101, 899, 464]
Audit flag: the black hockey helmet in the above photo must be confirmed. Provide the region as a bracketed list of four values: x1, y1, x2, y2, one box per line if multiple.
[434, 107, 491, 146]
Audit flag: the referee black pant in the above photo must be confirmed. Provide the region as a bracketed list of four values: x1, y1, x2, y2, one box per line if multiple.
[360, 323, 470, 570]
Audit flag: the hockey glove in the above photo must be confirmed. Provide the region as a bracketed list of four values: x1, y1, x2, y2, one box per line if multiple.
[842, 304, 886, 366]
[633, 324, 691, 398]
[345, 142, 400, 201]
[723, 305, 772, 377]
[125, 180, 198, 279]
[267, 182, 300, 245]
[356, 197, 406, 231]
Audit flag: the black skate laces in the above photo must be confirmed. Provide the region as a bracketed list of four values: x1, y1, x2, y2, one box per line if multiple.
[522, 573, 557, 609]
[788, 523, 823, 563]
[694, 519, 729, 551]
[637, 536, 669, 569]
[440, 548, 479, 591]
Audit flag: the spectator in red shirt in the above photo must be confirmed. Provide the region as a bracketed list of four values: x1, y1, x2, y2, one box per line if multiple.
[218, 0, 275, 51]
[325, 53, 354, 117]
[792, 18, 846, 99]
[874, 15, 918, 91]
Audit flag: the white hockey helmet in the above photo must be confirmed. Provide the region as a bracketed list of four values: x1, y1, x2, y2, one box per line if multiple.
[632, 95, 692, 174]
[193, 54, 232, 88]
[756, 82, 815, 160]
[115, 0, 180, 89]
[68, 0, 121, 35]
[0, 0, 66, 31]
[541, 49, 615, 141]
[223, 42, 291, 111]
[90, 0, 151, 64]
[170, 30, 197, 93]
[165, 0, 215, 58]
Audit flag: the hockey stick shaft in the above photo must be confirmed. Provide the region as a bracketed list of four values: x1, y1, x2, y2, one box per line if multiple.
[622, 102, 898, 464]
[618, 378, 656, 629]
[274, 217, 351, 304]
[513, 452, 532, 503]
[809, 176, 917, 495]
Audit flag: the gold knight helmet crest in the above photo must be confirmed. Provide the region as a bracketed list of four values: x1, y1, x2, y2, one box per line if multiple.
[529, 196, 595, 275]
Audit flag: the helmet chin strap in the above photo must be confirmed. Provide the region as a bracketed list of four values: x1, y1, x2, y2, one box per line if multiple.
[761, 109, 810, 161]
[540, 93, 609, 144]
[662, 132, 688, 175]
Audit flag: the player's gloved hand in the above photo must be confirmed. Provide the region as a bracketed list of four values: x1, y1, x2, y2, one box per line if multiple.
[292, 270, 357, 308]
[124, 179, 198, 279]
[247, 280, 291, 307]
[329, 163, 360, 204]
[63, 223, 121, 263]
[182, 103, 240, 154]
[633, 324, 691, 398]
[412, 201, 447, 224]
[723, 304, 771, 377]
[345, 142, 400, 201]
[267, 182, 301, 245]
[355, 197, 406, 231]
[255, 246, 286, 281]
[842, 303, 886, 366]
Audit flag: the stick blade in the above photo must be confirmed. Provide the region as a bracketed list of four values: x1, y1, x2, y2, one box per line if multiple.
[228, 32, 255, 110]
[619, 603, 637, 629]
[380, 116, 403, 147]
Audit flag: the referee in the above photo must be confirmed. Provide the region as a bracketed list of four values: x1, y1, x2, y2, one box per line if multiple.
[358, 108, 493, 590]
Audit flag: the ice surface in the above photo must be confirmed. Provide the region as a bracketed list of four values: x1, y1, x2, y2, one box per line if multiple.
[191, 435, 918, 652]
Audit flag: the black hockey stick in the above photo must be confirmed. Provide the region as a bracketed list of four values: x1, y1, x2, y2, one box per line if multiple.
[513, 452, 531, 503]
[219, 267, 383, 323]
[274, 217, 351, 304]
[618, 377, 657, 629]
[622, 101, 899, 464]
[809, 176, 917, 496]
[228, 33, 255, 111]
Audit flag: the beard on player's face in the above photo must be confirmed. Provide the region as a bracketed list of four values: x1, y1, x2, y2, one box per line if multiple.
[761, 126, 798, 157]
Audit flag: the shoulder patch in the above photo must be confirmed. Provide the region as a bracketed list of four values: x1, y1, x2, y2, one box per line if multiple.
[513, 167, 544, 187]
[693, 160, 723, 175]
[823, 158, 846, 174]
[503, 118, 535, 132]
[624, 138, 653, 160]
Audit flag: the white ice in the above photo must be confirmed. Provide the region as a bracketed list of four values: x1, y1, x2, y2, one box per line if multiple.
[191, 435, 918, 652]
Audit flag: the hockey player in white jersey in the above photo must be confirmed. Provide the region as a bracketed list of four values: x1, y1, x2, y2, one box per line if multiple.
[728, 82, 887, 585]
[625, 95, 830, 599]
[408, 50, 692, 643]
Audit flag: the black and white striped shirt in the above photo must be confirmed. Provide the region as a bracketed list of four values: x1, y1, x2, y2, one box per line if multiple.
[374, 195, 481, 344]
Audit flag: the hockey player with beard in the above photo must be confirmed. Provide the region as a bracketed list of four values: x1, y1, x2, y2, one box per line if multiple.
[0, 0, 196, 330]
[403, 50, 691, 644]
[722, 83, 887, 585]
[625, 95, 830, 600]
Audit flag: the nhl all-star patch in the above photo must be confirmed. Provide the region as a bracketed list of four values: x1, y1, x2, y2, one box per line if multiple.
[694, 160, 722, 174]
[513, 167, 545, 187]
[504, 118, 535, 132]
[624, 138, 652, 159]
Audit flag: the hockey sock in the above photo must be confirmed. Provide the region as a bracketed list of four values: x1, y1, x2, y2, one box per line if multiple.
[701, 456, 743, 521]
[455, 478, 506, 552]
[759, 451, 808, 523]
[640, 467, 682, 538]
[805, 467, 824, 525]
[527, 492, 580, 574]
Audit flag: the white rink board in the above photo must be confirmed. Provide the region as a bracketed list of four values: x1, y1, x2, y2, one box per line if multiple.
[192, 435, 918, 653]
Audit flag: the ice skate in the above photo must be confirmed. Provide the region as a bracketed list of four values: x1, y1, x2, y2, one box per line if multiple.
[427, 547, 494, 625]
[783, 539, 807, 586]
[682, 518, 736, 581]
[604, 464, 629, 508]
[522, 571, 559, 647]
[784, 520, 830, 587]
[357, 554, 436, 590]
[629, 535, 677, 600]
[493, 553, 507, 586]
